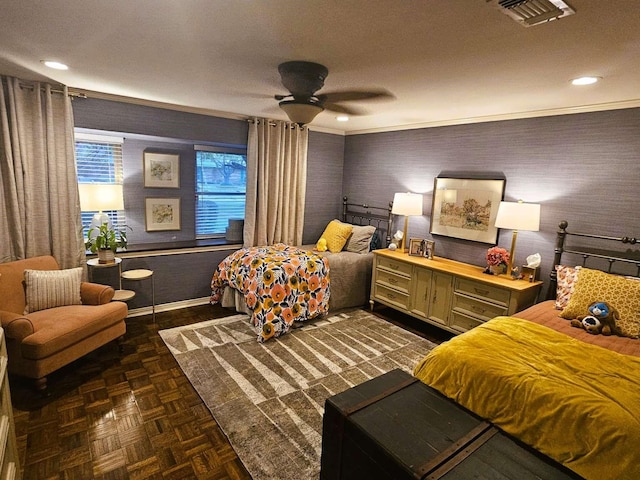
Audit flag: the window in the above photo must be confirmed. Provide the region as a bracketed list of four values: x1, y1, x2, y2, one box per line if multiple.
[195, 147, 247, 238]
[75, 132, 126, 237]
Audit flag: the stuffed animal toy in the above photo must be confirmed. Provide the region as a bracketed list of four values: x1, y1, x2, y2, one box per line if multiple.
[570, 301, 619, 336]
[316, 237, 328, 252]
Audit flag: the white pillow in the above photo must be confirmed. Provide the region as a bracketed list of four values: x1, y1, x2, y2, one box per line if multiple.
[24, 267, 83, 314]
[344, 225, 377, 254]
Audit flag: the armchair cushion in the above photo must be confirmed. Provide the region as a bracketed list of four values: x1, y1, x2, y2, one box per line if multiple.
[20, 303, 127, 360]
[24, 267, 83, 313]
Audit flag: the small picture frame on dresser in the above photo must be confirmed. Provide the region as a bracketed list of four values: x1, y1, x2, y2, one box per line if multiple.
[409, 238, 435, 258]
[424, 240, 435, 259]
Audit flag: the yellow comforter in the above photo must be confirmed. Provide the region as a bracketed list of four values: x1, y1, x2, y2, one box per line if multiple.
[414, 316, 640, 480]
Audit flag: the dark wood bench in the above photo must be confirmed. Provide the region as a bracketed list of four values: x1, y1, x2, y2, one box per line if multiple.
[320, 368, 582, 480]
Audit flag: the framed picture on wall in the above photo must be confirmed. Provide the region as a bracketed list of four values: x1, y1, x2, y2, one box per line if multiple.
[145, 197, 181, 231]
[430, 174, 506, 244]
[143, 152, 180, 188]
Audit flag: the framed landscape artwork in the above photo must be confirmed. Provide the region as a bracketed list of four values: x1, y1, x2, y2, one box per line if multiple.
[145, 197, 181, 231]
[430, 175, 506, 244]
[144, 152, 180, 188]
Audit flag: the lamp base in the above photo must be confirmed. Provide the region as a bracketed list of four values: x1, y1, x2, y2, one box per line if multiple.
[88, 211, 112, 238]
[402, 216, 409, 253]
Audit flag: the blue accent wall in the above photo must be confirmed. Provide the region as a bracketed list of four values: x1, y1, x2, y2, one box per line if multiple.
[74, 97, 640, 305]
[343, 108, 640, 294]
[73, 98, 346, 309]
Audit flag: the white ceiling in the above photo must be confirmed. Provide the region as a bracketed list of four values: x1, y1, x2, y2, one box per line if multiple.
[1, 1, 639, 134]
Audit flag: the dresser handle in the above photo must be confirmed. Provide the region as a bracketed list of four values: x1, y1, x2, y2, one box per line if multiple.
[474, 288, 490, 296]
[471, 305, 486, 314]
[387, 292, 396, 300]
[389, 263, 400, 270]
[388, 278, 398, 285]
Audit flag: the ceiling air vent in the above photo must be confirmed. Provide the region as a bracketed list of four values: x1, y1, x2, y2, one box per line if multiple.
[487, 0, 575, 27]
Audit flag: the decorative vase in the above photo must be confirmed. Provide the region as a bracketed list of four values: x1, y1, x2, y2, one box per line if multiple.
[489, 264, 506, 275]
[98, 248, 116, 264]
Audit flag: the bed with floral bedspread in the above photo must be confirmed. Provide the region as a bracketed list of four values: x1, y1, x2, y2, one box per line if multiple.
[210, 244, 330, 342]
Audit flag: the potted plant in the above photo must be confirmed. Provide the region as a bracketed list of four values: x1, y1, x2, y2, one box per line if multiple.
[85, 222, 129, 264]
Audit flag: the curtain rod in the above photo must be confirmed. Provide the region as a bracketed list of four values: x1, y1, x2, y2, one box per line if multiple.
[17, 82, 87, 99]
[247, 119, 306, 130]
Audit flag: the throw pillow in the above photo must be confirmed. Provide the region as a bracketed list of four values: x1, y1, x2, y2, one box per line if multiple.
[344, 225, 376, 254]
[24, 267, 83, 314]
[555, 265, 581, 310]
[318, 220, 353, 253]
[369, 230, 382, 251]
[560, 267, 640, 338]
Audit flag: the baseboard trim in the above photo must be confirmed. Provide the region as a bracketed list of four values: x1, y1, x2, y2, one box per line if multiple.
[126, 297, 212, 318]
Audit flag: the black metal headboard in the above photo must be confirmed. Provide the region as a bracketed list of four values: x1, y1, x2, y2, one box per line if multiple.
[342, 196, 394, 247]
[548, 220, 640, 299]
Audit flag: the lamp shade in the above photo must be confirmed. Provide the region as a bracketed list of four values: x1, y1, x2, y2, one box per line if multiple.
[78, 184, 124, 212]
[279, 100, 324, 125]
[391, 192, 423, 216]
[494, 201, 540, 231]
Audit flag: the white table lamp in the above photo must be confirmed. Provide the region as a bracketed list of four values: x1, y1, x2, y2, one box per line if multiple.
[391, 192, 423, 252]
[494, 200, 541, 277]
[78, 184, 125, 232]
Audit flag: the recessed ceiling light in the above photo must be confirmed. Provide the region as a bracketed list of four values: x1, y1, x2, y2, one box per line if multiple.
[336, 115, 349, 122]
[571, 76, 600, 86]
[42, 60, 69, 70]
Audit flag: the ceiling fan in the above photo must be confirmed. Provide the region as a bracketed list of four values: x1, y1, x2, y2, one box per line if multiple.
[275, 61, 392, 125]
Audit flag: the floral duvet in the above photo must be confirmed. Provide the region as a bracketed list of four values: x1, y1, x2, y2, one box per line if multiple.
[210, 244, 330, 342]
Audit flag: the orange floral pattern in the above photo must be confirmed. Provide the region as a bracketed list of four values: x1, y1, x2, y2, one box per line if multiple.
[210, 244, 330, 342]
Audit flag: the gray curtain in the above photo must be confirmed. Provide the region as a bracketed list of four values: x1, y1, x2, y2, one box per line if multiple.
[244, 119, 308, 247]
[0, 76, 85, 268]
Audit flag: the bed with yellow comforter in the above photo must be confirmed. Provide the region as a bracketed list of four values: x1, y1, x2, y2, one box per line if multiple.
[413, 315, 640, 480]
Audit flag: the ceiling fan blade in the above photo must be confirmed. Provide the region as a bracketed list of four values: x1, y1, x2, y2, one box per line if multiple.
[322, 102, 365, 116]
[318, 88, 394, 103]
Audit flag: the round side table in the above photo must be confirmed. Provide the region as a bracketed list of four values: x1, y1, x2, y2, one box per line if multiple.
[87, 257, 136, 302]
[121, 269, 155, 322]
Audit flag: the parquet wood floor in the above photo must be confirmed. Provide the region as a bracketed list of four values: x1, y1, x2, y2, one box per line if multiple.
[10, 303, 448, 479]
[11, 304, 252, 480]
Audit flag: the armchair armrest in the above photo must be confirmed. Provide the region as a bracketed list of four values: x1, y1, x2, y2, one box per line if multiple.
[81, 282, 115, 305]
[0, 310, 35, 341]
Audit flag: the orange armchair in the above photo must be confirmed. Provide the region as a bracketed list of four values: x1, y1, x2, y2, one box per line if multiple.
[0, 256, 127, 393]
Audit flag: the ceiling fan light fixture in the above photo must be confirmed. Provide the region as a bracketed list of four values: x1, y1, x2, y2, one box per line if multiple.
[279, 100, 323, 125]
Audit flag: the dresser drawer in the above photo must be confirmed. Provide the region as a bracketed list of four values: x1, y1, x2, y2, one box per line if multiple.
[376, 256, 412, 276]
[374, 284, 410, 310]
[455, 278, 510, 306]
[452, 293, 508, 321]
[376, 269, 411, 294]
[450, 310, 484, 333]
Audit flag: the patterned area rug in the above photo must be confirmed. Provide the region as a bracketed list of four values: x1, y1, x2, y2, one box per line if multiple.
[159, 309, 437, 480]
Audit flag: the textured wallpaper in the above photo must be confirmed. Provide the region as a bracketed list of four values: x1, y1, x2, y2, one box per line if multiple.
[343, 108, 640, 295]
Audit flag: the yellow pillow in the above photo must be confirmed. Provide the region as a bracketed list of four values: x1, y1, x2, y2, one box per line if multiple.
[561, 268, 640, 338]
[318, 220, 353, 253]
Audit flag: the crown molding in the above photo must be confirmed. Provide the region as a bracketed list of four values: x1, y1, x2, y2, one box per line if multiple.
[70, 87, 640, 137]
[345, 99, 640, 135]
